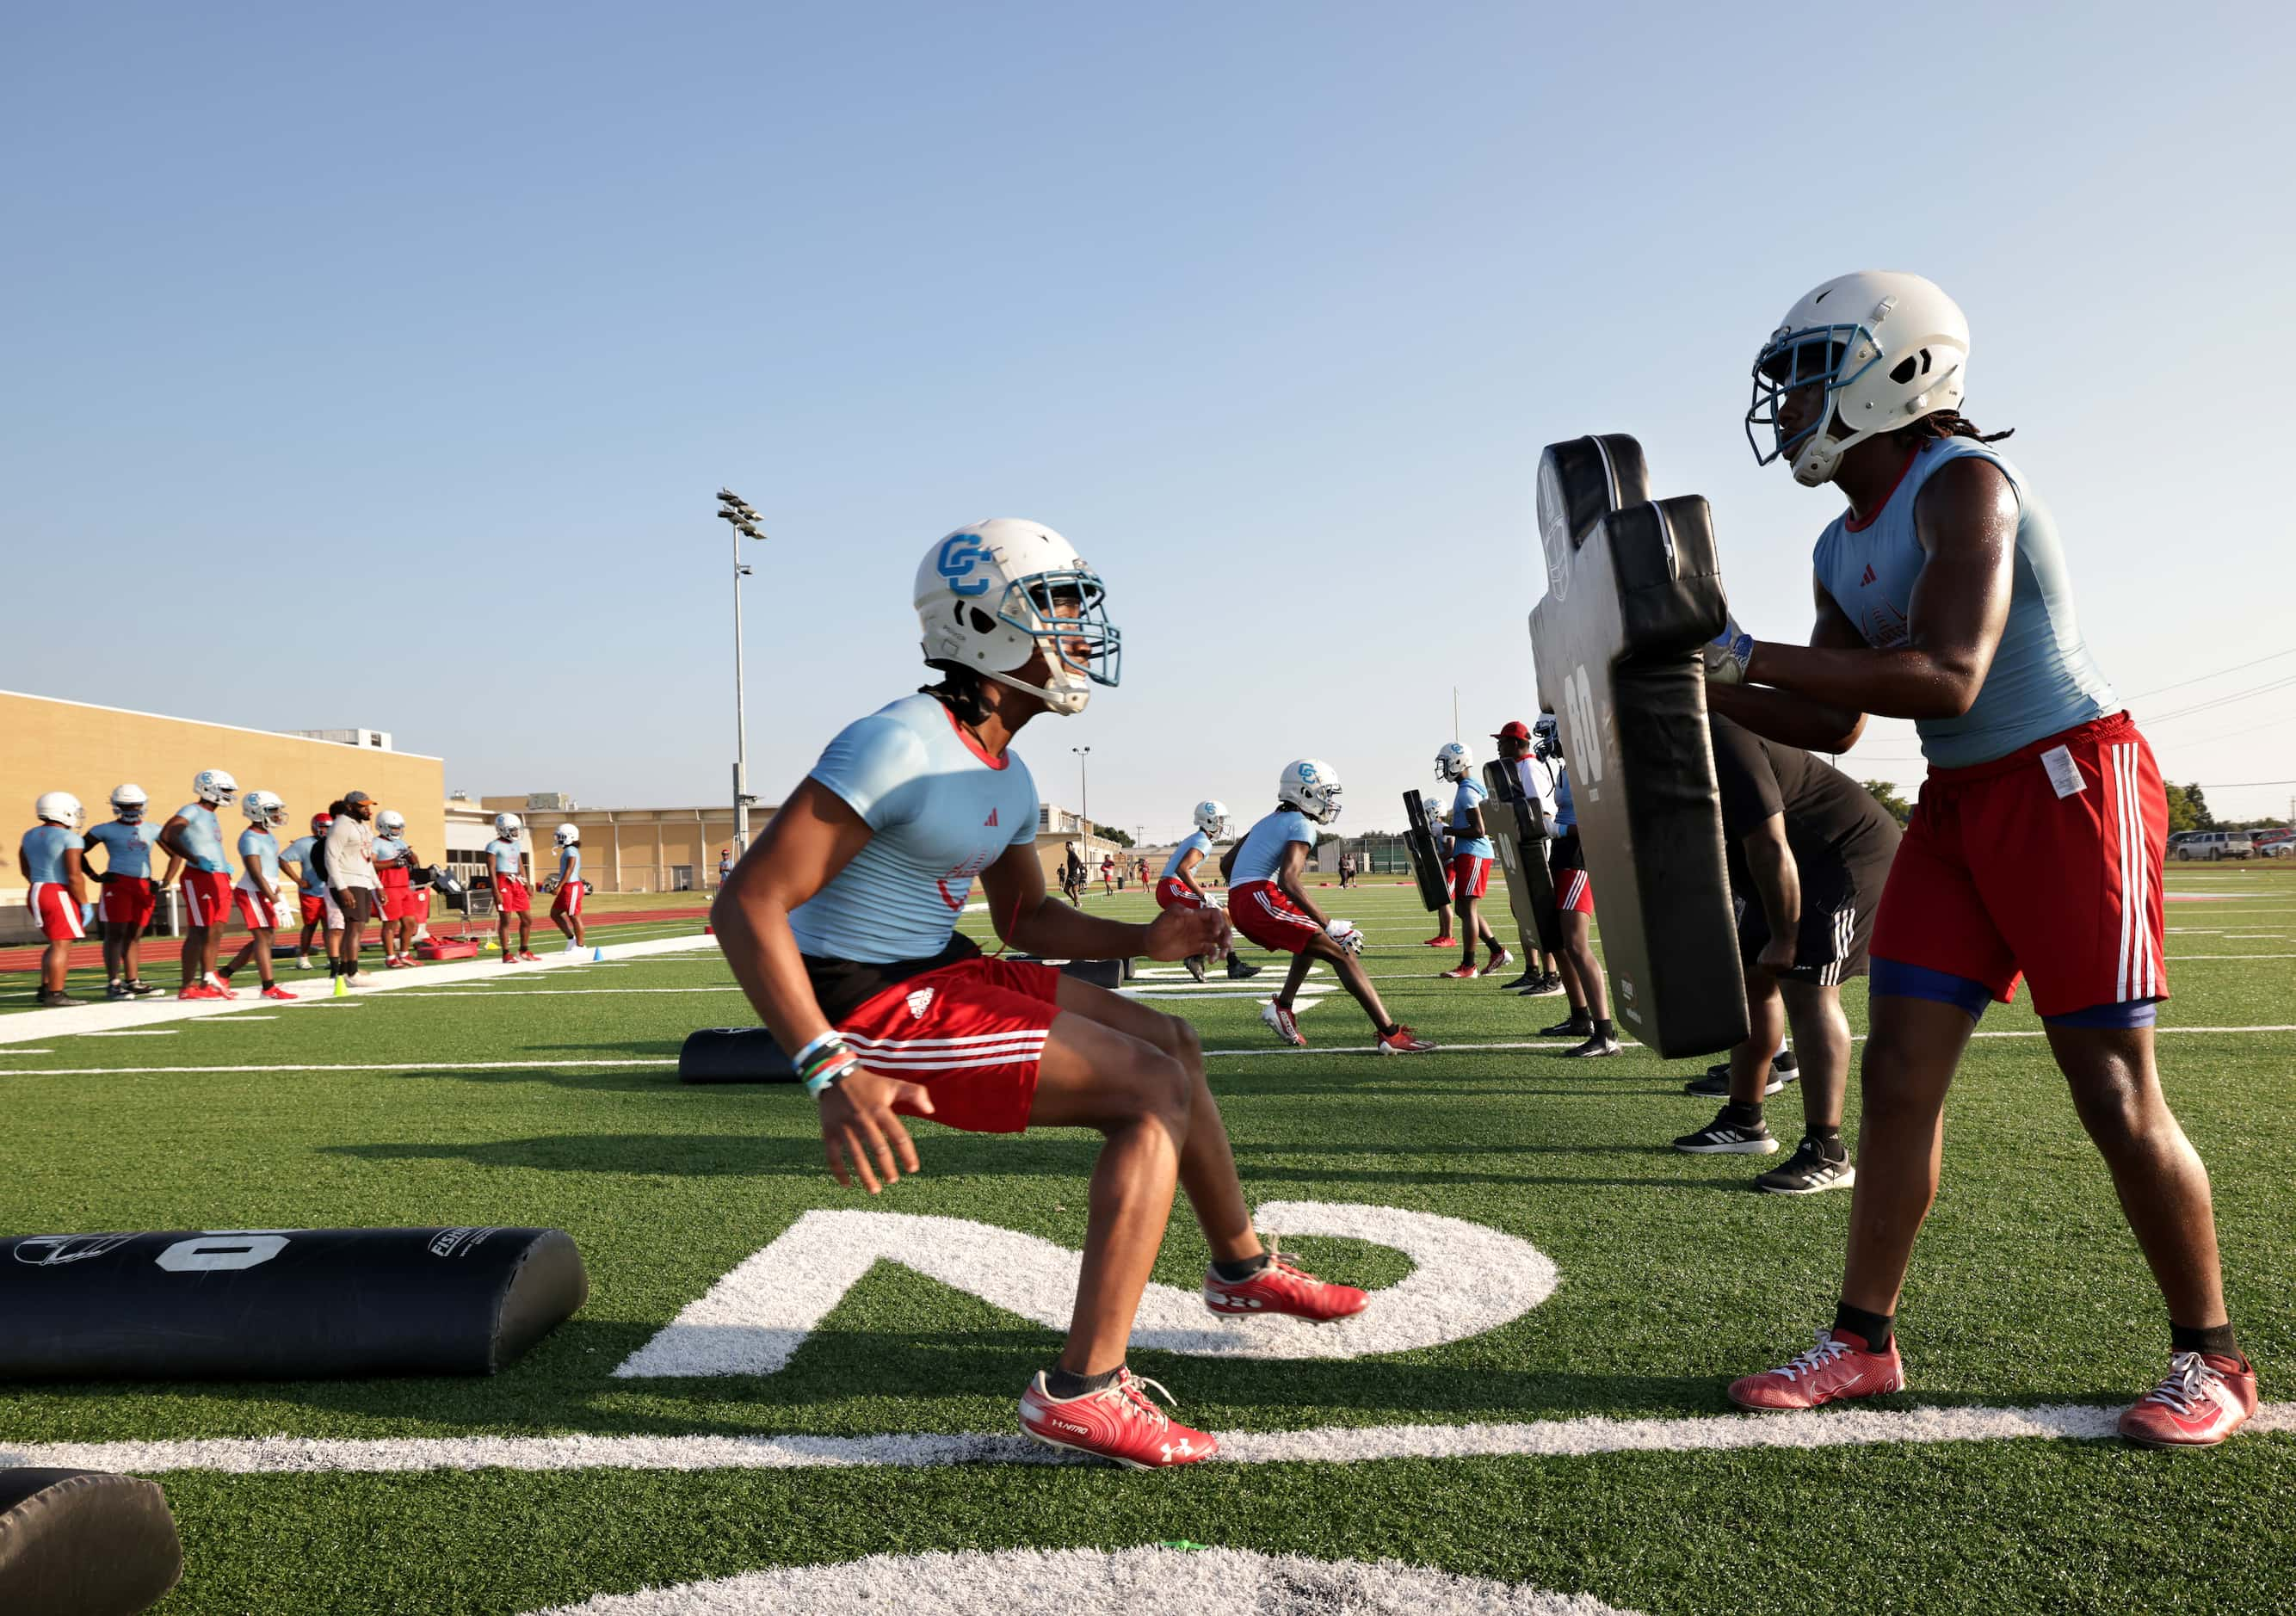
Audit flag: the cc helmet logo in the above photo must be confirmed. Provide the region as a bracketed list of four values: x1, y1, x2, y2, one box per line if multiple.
[1297, 762, 1318, 781]
[936, 534, 991, 598]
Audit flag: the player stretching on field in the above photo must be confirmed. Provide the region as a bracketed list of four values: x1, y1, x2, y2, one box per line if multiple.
[1157, 799, 1258, 984]
[485, 813, 538, 963]
[217, 792, 297, 1000]
[159, 769, 241, 1000]
[547, 823, 588, 952]
[84, 784, 170, 999]
[1224, 760, 1434, 1055]
[1716, 272, 2252, 1446]
[715, 520, 1372, 1471]
[1433, 742, 1511, 981]
[20, 793, 89, 1008]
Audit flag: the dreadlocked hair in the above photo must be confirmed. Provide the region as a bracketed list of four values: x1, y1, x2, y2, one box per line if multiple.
[1895, 410, 2013, 447]
[918, 663, 993, 725]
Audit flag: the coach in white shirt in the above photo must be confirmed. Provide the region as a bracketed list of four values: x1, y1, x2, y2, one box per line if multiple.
[324, 790, 383, 983]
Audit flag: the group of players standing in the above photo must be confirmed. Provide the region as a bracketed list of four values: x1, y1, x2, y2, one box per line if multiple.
[17, 783, 599, 1005]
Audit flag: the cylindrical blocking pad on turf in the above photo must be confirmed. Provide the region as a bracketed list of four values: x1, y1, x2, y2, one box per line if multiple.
[0, 1469, 183, 1615]
[0, 1228, 587, 1380]
[1399, 791, 1454, 913]
[1528, 435, 1747, 1058]
[679, 1027, 799, 1083]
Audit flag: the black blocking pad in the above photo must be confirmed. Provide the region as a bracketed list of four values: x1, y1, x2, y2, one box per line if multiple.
[1399, 792, 1454, 912]
[679, 1027, 799, 1083]
[1481, 761, 1561, 956]
[0, 1228, 588, 1380]
[1529, 435, 1747, 1058]
[0, 1469, 183, 1616]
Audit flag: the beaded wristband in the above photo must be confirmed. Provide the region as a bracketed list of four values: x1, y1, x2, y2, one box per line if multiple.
[803, 1052, 860, 1099]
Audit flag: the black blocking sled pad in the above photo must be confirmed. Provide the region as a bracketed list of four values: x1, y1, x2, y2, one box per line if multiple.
[1481, 761, 1561, 957]
[0, 1228, 587, 1380]
[1528, 434, 1747, 1058]
[0, 1468, 183, 1616]
[1400, 791, 1454, 912]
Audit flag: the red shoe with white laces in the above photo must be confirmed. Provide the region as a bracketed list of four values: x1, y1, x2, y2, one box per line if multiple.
[1376, 1024, 1435, 1054]
[1727, 1329, 1904, 1410]
[1478, 948, 1515, 978]
[1439, 965, 1478, 979]
[1018, 1368, 1217, 1469]
[261, 984, 298, 1002]
[1423, 934, 1456, 947]
[1204, 1243, 1368, 1323]
[2117, 1351, 2257, 1448]
[1261, 1001, 1306, 1047]
[517, 951, 541, 963]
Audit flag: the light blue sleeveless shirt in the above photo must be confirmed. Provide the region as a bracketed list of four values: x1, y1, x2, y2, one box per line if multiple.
[790, 694, 1041, 962]
[21, 823, 83, 886]
[1448, 779, 1494, 861]
[1160, 830, 1212, 881]
[1229, 809, 1315, 886]
[1814, 438, 2116, 768]
[172, 804, 231, 873]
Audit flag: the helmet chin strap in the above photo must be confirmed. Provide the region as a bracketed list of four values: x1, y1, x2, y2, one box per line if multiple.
[979, 662, 1091, 716]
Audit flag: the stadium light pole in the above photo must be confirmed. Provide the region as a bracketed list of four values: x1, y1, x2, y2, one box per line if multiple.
[1071, 746, 1091, 852]
[717, 490, 768, 860]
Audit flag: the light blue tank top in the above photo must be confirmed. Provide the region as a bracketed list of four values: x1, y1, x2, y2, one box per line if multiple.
[1448, 779, 1494, 861]
[1229, 810, 1314, 886]
[173, 805, 231, 873]
[283, 835, 330, 895]
[85, 820, 160, 879]
[1813, 438, 2116, 768]
[237, 828, 281, 891]
[1160, 830, 1212, 881]
[790, 693, 1042, 962]
[559, 846, 583, 883]
[1553, 767, 1577, 830]
[22, 823, 83, 886]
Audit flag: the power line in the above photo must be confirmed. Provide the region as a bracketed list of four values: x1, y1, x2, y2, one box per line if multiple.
[2127, 644, 2296, 700]
[2142, 675, 2296, 726]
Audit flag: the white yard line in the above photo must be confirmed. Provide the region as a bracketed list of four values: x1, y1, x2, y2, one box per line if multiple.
[11, 1400, 2289, 1477]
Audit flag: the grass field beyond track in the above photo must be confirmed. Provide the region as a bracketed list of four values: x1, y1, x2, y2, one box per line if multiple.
[5, 865, 2293, 1613]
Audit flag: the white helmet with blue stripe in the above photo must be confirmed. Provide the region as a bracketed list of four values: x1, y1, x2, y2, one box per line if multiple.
[242, 790, 287, 829]
[914, 520, 1120, 717]
[1191, 800, 1230, 839]
[1435, 742, 1473, 782]
[1277, 758, 1343, 825]
[193, 768, 238, 806]
[1747, 271, 1971, 488]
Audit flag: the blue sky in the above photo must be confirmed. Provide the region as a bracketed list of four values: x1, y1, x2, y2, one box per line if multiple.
[7, 3, 2293, 835]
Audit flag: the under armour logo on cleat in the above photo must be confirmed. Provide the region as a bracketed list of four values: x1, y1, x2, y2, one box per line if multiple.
[906, 988, 934, 1018]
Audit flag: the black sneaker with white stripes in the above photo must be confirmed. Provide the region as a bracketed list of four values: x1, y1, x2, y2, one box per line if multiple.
[1684, 1063, 1796, 1098]
[1225, 955, 1262, 981]
[1515, 971, 1565, 996]
[1562, 1031, 1621, 1058]
[1540, 1013, 1592, 1039]
[1755, 1133, 1856, 1194]
[1673, 1108, 1780, 1155]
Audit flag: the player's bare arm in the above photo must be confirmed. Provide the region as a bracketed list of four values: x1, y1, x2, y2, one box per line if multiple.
[1742, 460, 2018, 720]
[157, 813, 192, 865]
[1738, 811, 1800, 975]
[1173, 844, 1208, 903]
[980, 842, 1226, 964]
[1272, 841, 1329, 929]
[713, 777, 935, 1193]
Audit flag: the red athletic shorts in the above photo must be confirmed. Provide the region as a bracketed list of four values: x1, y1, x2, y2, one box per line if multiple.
[1873, 712, 2168, 1017]
[299, 891, 330, 926]
[550, 881, 583, 917]
[1153, 876, 1202, 910]
[495, 878, 531, 914]
[390, 887, 429, 922]
[1230, 879, 1322, 954]
[1449, 853, 1491, 902]
[28, 883, 84, 942]
[233, 887, 281, 930]
[180, 869, 234, 928]
[99, 876, 156, 928]
[835, 956, 1063, 1134]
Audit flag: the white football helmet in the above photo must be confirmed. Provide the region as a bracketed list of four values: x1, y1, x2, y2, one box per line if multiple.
[1191, 799, 1230, 839]
[109, 783, 149, 822]
[377, 810, 406, 836]
[193, 768, 238, 806]
[1435, 742, 1473, 782]
[494, 812, 524, 838]
[242, 790, 287, 829]
[35, 791, 83, 829]
[553, 823, 580, 849]
[913, 519, 1120, 716]
[1747, 271, 1971, 486]
[1533, 713, 1562, 761]
[1277, 758, 1343, 825]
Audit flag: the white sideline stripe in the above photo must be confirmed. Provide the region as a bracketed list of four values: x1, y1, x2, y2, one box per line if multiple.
[0, 934, 725, 1047]
[15, 1401, 2290, 1477]
[0, 1048, 55, 1054]
[79, 1029, 176, 1038]
[1197, 1024, 2296, 1059]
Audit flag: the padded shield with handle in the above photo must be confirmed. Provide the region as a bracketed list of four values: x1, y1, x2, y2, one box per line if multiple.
[1399, 790, 1454, 912]
[1528, 435, 1747, 1058]
[1481, 760, 1561, 956]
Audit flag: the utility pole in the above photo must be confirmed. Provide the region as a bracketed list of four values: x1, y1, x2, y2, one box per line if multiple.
[716, 490, 768, 860]
[1071, 746, 1092, 855]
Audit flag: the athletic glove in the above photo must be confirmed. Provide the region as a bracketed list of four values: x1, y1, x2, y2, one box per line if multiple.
[80, 901, 96, 927]
[1702, 616, 1755, 685]
[1325, 918, 1365, 955]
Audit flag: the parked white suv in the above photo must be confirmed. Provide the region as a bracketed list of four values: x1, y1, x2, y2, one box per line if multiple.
[2175, 830, 2255, 860]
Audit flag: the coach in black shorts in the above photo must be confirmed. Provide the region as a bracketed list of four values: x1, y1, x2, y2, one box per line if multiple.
[1673, 715, 1902, 1192]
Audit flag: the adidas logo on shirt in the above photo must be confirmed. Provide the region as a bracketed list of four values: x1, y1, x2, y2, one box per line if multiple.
[1859, 563, 1877, 587]
[984, 807, 999, 826]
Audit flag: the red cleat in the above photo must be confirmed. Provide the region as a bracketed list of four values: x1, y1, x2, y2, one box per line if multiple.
[1728, 1329, 1904, 1411]
[2117, 1351, 2257, 1448]
[1478, 948, 1515, 978]
[1260, 1001, 1306, 1047]
[1018, 1368, 1217, 1470]
[1439, 965, 1478, 979]
[1375, 1024, 1435, 1054]
[517, 951, 542, 963]
[1204, 1243, 1368, 1323]
[1423, 934, 1456, 947]
[177, 984, 220, 1002]
[385, 956, 412, 969]
[261, 984, 298, 1001]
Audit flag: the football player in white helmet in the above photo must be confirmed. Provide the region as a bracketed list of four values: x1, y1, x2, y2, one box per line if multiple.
[547, 823, 589, 953]
[83, 785, 170, 999]
[1719, 273, 2251, 1448]
[714, 521, 1375, 1471]
[161, 771, 246, 998]
[20, 793, 91, 1006]
[369, 807, 422, 968]
[1222, 759, 1434, 1056]
[1431, 742, 1512, 983]
[281, 811, 340, 972]
[485, 812, 536, 964]
[215, 792, 297, 1000]
[1153, 799, 1259, 984]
